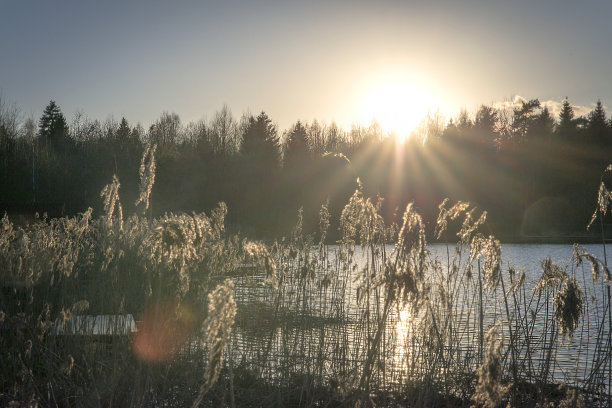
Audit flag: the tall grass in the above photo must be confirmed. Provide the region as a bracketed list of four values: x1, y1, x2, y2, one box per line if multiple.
[1, 149, 611, 406]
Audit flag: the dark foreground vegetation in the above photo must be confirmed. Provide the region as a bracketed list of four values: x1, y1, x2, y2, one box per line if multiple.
[1, 141, 612, 406]
[2, 96, 612, 239]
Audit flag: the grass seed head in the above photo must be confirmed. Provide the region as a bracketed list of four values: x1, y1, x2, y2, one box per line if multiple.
[135, 143, 157, 212]
[193, 279, 237, 407]
[554, 277, 584, 339]
[473, 325, 509, 408]
[536, 257, 566, 294]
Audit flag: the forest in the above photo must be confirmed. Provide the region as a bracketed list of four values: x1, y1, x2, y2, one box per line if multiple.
[1, 97, 611, 240]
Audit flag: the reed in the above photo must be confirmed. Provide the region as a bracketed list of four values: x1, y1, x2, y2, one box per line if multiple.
[1, 150, 611, 406]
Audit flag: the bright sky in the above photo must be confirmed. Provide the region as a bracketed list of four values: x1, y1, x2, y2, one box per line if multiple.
[2, 0, 611, 136]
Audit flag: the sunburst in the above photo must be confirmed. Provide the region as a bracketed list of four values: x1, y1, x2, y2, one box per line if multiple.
[358, 74, 438, 142]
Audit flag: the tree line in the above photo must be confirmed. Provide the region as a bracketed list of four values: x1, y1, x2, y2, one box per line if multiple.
[1, 96, 611, 239]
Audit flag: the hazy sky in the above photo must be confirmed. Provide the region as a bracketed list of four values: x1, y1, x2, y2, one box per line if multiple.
[2, 0, 611, 133]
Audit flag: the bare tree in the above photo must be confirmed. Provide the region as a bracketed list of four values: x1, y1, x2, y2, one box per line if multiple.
[149, 112, 182, 148]
[209, 105, 239, 154]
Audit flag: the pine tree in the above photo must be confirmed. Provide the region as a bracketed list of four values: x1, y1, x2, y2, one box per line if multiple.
[38, 100, 68, 149]
[555, 98, 576, 142]
[115, 117, 140, 152]
[511, 99, 540, 141]
[558, 98, 574, 129]
[474, 105, 497, 148]
[283, 121, 312, 216]
[475, 106, 496, 129]
[587, 100, 608, 144]
[116, 117, 130, 141]
[241, 112, 280, 168]
[534, 106, 555, 139]
[586, 100, 612, 173]
[36, 101, 72, 206]
[238, 112, 281, 230]
[284, 121, 310, 168]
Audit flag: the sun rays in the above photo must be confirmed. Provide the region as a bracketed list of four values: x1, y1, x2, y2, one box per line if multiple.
[357, 72, 440, 142]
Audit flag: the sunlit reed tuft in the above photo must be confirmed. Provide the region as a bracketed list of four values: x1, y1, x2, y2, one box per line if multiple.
[554, 277, 584, 339]
[193, 279, 237, 408]
[472, 325, 509, 408]
[100, 174, 123, 230]
[135, 143, 157, 212]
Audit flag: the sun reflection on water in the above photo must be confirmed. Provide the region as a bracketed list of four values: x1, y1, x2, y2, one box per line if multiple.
[394, 305, 415, 369]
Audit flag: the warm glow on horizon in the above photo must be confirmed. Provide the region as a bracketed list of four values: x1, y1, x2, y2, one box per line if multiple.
[358, 74, 439, 141]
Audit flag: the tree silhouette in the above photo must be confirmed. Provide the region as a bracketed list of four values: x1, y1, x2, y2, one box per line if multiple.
[283, 121, 312, 220]
[34, 101, 74, 207]
[283, 121, 310, 168]
[114, 118, 132, 145]
[308, 119, 325, 156]
[241, 112, 280, 165]
[38, 100, 68, 150]
[557, 98, 576, 140]
[239, 112, 281, 232]
[209, 105, 240, 155]
[4, 95, 612, 239]
[457, 109, 474, 132]
[149, 112, 181, 149]
[324, 121, 345, 153]
[511, 99, 541, 141]
[474, 105, 498, 147]
[533, 107, 555, 140]
[587, 100, 608, 145]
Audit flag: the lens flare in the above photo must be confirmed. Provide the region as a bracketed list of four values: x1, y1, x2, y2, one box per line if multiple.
[132, 301, 196, 362]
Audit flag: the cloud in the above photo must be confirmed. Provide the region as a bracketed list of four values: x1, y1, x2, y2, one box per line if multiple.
[492, 95, 594, 120]
[492, 95, 527, 111]
[540, 98, 593, 119]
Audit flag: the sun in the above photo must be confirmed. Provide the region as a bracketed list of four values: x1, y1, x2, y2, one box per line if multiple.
[358, 75, 437, 141]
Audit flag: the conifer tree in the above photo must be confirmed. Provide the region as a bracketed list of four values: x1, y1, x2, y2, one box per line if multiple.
[587, 100, 608, 143]
[241, 111, 280, 169]
[558, 98, 574, 129]
[38, 100, 68, 149]
[474, 106, 495, 133]
[511, 99, 540, 141]
[115, 117, 140, 152]
[473, 105, 498, 149]
[555, 98, 576, 142]
[534, 106, 555, 139]
[238, 112, 281, 230]
[116, 117, 130, 142]
[282, 121, 312, 218]
[284, 121, 310, 168]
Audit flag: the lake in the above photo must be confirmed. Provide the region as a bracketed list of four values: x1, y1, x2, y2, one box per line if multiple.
[230, 242, 612, 396]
